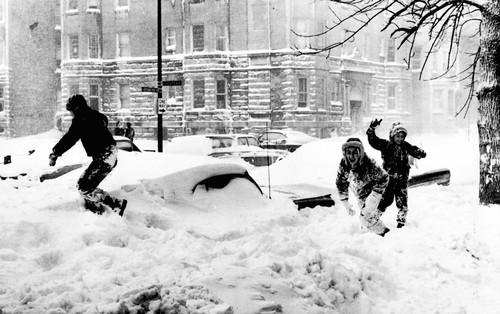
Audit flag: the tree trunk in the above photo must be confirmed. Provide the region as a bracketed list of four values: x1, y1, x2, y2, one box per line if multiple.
[478, 2, 500, 204]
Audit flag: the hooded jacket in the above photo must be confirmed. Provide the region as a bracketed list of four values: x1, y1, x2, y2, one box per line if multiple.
[366, 122, 425, 177]
[52, 106, 116, 158]
[336, 138, 389, 202]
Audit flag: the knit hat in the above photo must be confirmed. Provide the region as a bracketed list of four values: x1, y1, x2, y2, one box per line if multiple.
[389, 122, 407, 138]
[66, 94, 88, 111]
[342, 137, 365, 160]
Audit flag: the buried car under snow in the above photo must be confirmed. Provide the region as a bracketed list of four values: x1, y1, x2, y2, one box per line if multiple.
[165, 134, 289, 167]
[258, 129, 319, 152]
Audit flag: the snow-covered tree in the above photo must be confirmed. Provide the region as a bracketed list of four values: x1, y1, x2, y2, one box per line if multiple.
[297, 0, 498, 204]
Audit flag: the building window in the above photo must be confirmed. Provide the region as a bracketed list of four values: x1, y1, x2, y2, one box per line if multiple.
[317, 78, 326, 109]
[190, 0, 205, 3]
[68, 0, 78, 11]
[298, 78, 308, 108]
[316, 22, 326, 49]
[70, 84, 79, 95]
[294, 19, 309, 49]
[117, 0, 129, 7]
[88, 34, 99, 59]
[331, 79, 341, 102]
[88, 0, 99, 9]
[117, 32, 131, 57]
[193, 79, 205, 109]
[387, 38, 396, 62]
[119, 84, 130, 109]
[165, 28, 176, 53]
[387, 84, 396, 110]
[192, 25, 204, 52]
[216, 79, 227, 109]
[0, 87, 4, 112]
[215, 25, 227, 51]
[69, 35, 79, 59]
[89, 84, 99, 110]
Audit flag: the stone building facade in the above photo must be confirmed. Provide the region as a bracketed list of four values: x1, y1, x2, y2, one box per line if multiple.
[0, 0, 470, 139]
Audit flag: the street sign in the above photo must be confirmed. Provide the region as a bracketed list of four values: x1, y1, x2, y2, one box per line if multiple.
[162, 80, 183, 86]
[142, 86, 159, 93]
[157, 98, 166, 114]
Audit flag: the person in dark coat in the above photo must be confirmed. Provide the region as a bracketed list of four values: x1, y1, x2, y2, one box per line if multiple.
[48, 94, 127, 216]
[124, 122, 135, 142]
[114, 120, 124, 136]
[336, 137, 390, 236]
[366, 119, 426, 228]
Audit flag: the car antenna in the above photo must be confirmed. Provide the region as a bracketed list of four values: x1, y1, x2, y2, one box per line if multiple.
[266, 121, 272, 199]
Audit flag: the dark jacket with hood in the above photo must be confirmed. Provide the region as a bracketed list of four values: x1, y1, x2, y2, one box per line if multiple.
[53, 106, 116, 158]
[366, 123, 425, 178]
[336, 138, 389, 202]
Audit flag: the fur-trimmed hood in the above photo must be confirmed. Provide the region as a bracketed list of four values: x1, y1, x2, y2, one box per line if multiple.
[342, 137, 365, 166]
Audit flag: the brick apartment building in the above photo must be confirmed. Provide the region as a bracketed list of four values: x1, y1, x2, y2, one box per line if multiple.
[0, 0, 469, 139]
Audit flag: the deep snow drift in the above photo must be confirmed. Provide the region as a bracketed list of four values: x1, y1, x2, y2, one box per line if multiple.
[0, 128, 498, 314]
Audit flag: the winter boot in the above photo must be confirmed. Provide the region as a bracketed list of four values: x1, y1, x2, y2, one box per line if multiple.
[103, 195, 126, 216]
[84, 199, 105, 215]
[379, 227, 390, 237]
[114, 199, 127, 217]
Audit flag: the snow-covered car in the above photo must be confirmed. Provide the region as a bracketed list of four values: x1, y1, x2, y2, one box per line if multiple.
[258, 129, 319, 152]
[165, 134, 289, 167]
[114, 136, 141, 152]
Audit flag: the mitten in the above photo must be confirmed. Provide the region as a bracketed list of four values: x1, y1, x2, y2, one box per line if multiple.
[341, 200, 356, 216]
[416, 148, 427, 159]
[363, 191, 383, 217]
[369, 118, 382, 129]
[49, 153, 58, 166]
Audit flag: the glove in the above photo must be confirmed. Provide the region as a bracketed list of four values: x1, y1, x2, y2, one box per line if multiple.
[49, 153, 58, 166]
[341, 200, 356, 216]
[369, 119, 382, 129]
[415, 148, 426, 159]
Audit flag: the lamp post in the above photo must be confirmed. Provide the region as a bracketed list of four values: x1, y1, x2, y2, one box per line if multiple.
[157, 0, 163, 152]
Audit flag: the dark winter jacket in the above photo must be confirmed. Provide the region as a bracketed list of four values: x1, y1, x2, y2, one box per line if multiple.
[336, 155, 389, 202]
[366, 128, 426, 178]
[52, 106, 116, 158]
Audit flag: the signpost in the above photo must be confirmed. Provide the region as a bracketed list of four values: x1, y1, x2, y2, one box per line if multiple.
[162, 80, 183, 86]
[157, 99, 166, 114]
[141, 86, 160, 93]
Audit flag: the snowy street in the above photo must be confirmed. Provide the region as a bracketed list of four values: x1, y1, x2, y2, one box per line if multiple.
[0, 129, 499, 314]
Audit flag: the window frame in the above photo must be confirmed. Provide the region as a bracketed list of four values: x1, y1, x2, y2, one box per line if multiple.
[192, 79, 205, 109]
[215, 24, 227, 51]
[216, 79, 227, 109]
[69, 34, 79, 59]
[192, 24, 205, 52]
[387, 38, 396, 62]
[118, 84, 131, 110]
[298, 77, 308, 108]
[387, 84, 397, 110]
[117, 32, 131, 58]
[165, 28, 176, 52]
[89, 84, 100, 110]
[88, 34, 99, 59]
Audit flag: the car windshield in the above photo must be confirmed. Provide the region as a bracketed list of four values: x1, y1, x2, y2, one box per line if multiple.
[237, 137, 260, 147]
[210, 137, 233, 149]
[261, 132, 286, 142]
[116, 140, 133, 152]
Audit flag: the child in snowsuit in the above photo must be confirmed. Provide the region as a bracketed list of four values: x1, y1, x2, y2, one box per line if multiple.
[49, 94, 127, 216]
[366, 119, 427, 228]
[336, 138, 390, 236]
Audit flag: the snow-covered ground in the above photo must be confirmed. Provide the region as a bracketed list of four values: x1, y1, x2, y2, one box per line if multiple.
[0, 128, 498, 314]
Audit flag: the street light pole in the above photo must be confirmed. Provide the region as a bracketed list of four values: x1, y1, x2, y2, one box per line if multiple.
[157, 0, 163, 152]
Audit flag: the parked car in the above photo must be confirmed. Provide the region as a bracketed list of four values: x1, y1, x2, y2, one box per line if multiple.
[258, 129, 319, 152]
[114, 136, 141, 152]
[165, 134, 288, 167]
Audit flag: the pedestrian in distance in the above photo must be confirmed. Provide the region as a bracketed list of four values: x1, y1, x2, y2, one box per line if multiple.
[124, 122, 135, 142]
[48, 94, 127, 216]
[114, 120, 124, 136]
[366, 119, 427, 228]
[336, 137, 391, 237]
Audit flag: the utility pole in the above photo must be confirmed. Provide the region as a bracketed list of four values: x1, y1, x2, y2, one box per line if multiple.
[157, 0, 163, 152]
